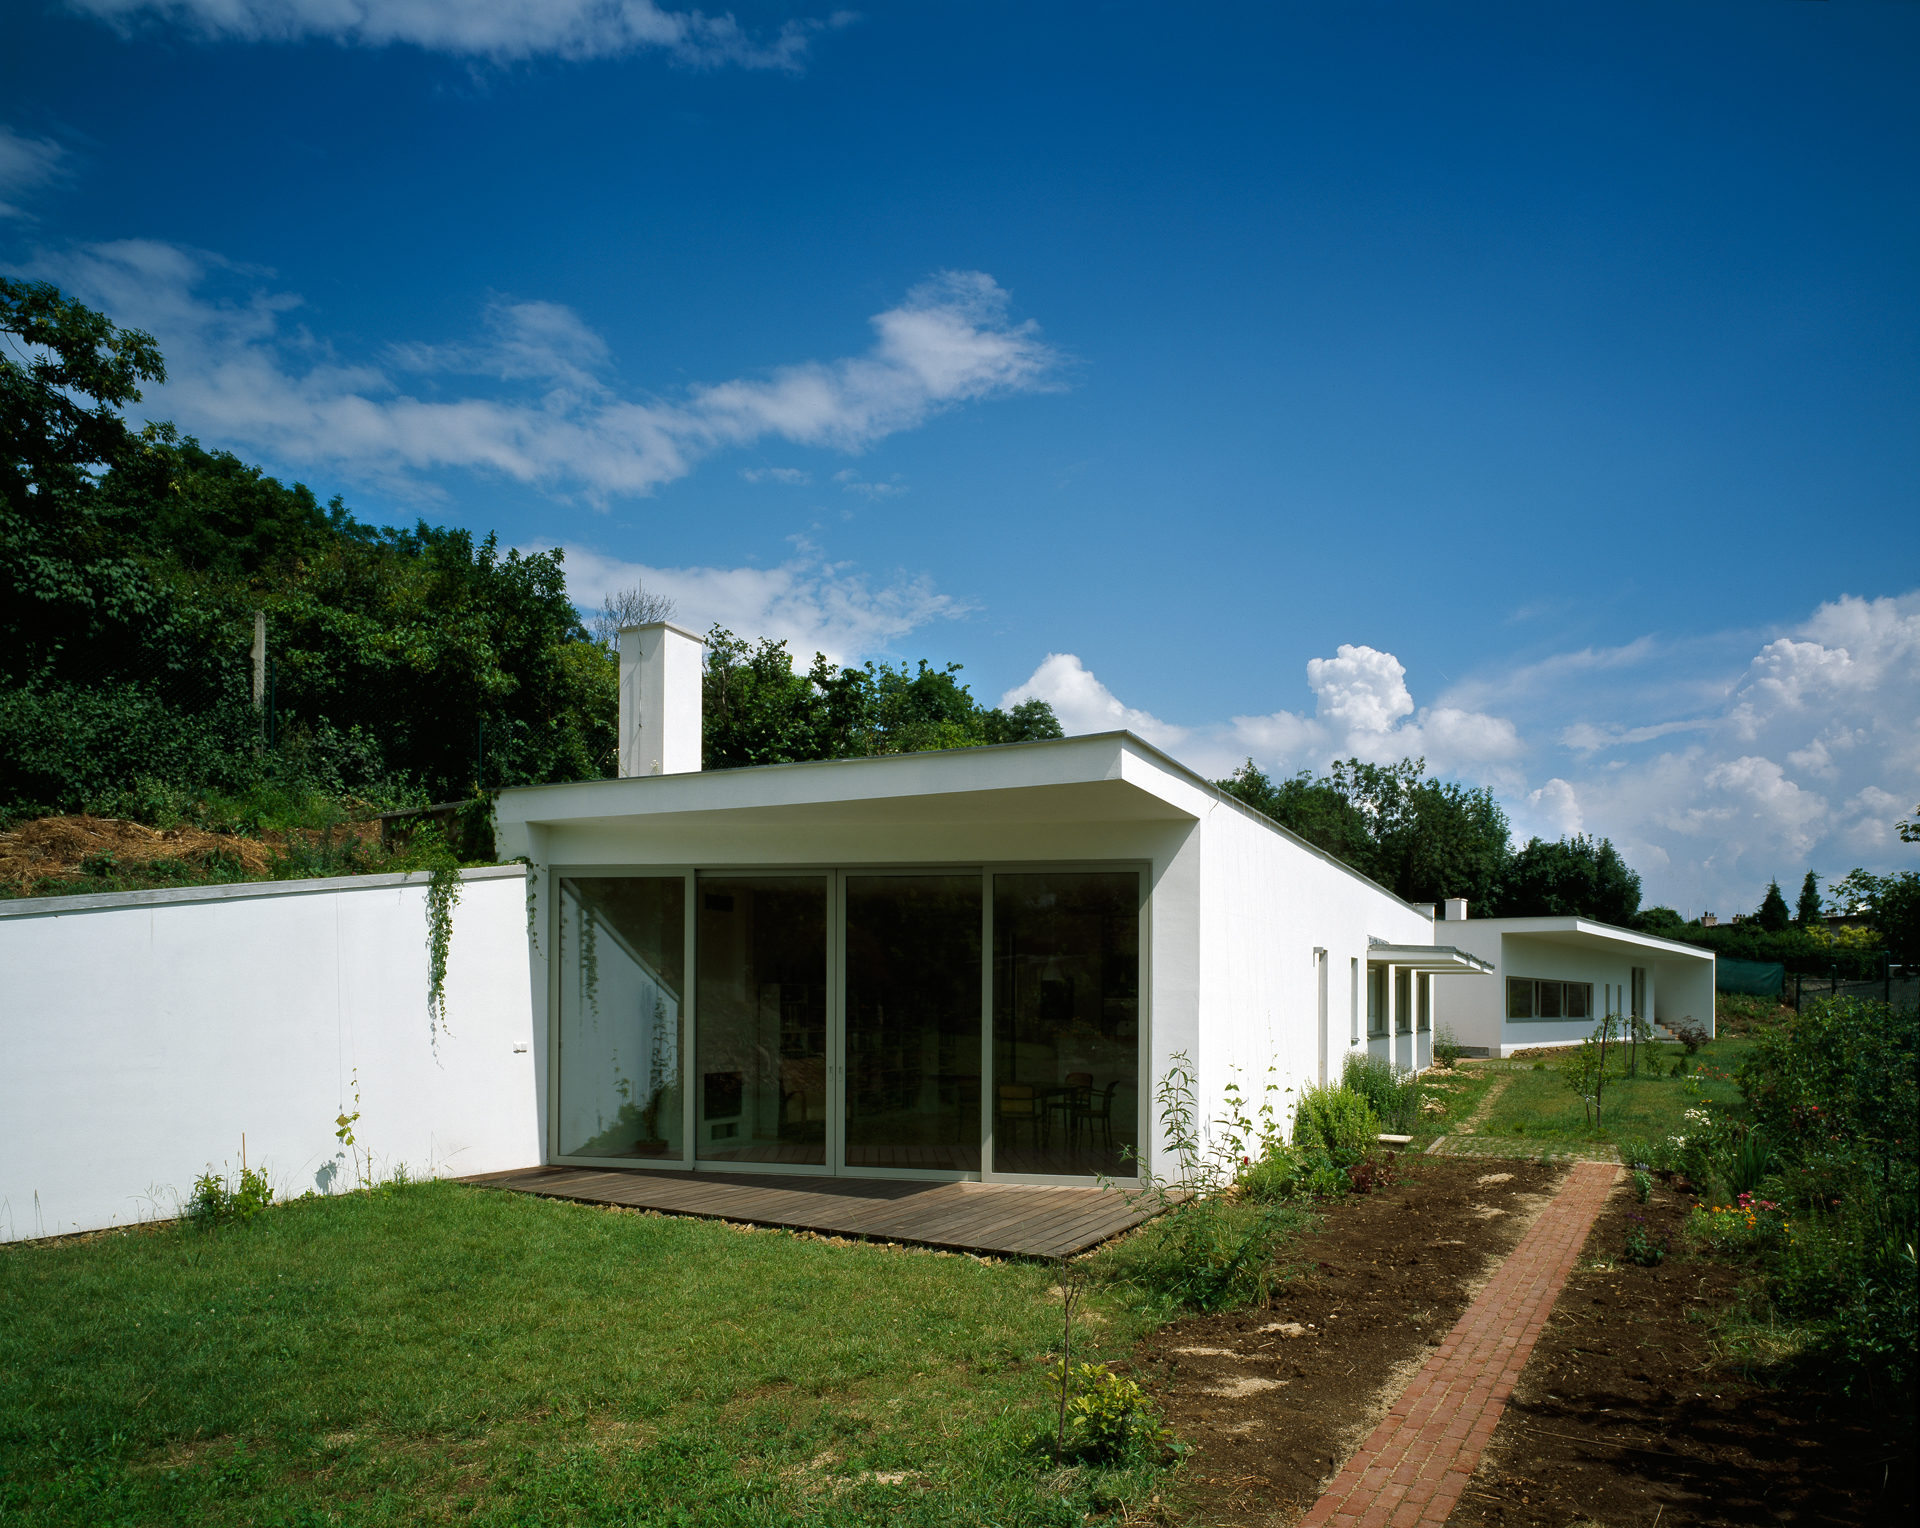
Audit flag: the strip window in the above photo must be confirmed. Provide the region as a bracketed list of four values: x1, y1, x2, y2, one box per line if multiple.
[1366, 965, 1387, 1037]
[1506, 977, 1593, 1022]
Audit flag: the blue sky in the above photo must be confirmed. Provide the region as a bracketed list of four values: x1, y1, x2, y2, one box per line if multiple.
[4, 0, 1916, 914]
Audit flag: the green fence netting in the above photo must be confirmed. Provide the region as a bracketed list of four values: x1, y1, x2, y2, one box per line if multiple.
[1717, 957, 1785, 997]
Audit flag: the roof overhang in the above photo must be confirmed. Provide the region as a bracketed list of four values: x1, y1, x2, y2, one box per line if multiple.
[1366, 941, 1495, 976]
[494, 733, 1205, 846]
[1493, 919, 1715, 964]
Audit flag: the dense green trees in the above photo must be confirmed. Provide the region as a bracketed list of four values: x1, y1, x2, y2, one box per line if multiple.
[1, 279, 1062, 826]
[1218, 758, 1512, 910]
[702, 630, 1061, 769]
[1218, 757, 1655, 923]
[1498, 833, 1643, 925]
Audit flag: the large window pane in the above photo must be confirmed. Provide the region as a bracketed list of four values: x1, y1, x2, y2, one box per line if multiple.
[1507, 978, 1534, 1019]
[696, 877, 828, 1165]
[992, 871, 1140, 1177]
[844, 874, 983, 1171]
[557, 877, 685, 1160]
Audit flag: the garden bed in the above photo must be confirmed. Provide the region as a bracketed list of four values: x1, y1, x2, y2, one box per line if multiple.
[1133, 1153, 1562, 1526]
[1448, 1180, 1915, 1527]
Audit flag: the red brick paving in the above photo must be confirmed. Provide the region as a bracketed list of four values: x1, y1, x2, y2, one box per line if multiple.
[1298, 1160, 1619, 1528]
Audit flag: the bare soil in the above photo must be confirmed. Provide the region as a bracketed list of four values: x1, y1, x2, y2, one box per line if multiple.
[1136, 1154, 1564, 1527]
[0, 813, 381, 895]
[1449, 1184, 1916, 1528]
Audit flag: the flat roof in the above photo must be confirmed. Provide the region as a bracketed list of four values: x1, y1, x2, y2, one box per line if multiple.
[1454, 915, 1715, 963]
[495, 729, 1433, 916]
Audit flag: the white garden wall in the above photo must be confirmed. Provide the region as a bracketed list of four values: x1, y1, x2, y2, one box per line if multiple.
[0, 866, 539, 1242]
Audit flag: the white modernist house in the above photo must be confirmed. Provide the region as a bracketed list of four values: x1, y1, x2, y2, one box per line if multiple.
[1425, 907, 1717, 1059]
[492, 623, 1492, 1190]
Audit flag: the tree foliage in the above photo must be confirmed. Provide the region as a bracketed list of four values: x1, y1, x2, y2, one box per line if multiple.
[702, 628, 1061, 769]
[1496, 833, 1643, 924]
[1795, 870, 1823, 926]
[2, 281, 1062, 826]
[1217, 757, 1510, 908]
[1756, 877, 1792, 932]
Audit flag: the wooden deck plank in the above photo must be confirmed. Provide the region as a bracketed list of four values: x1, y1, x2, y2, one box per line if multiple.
[457, 1165, 1162, 1256]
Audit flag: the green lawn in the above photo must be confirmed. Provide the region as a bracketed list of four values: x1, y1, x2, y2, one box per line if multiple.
[0, 1181, 1168, 1526]
[1470, 1037, 1751, 1146]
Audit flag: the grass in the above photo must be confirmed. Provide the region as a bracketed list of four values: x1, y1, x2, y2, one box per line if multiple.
[1408, 1058, 1500, 1149]
[1470, 1036, 1752, 1146]
[0, 1180, 1170, 1526]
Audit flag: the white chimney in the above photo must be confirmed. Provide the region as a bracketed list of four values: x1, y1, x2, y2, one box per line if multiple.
[1443, 897, 1468, 921]
[618, 622, 705, 777]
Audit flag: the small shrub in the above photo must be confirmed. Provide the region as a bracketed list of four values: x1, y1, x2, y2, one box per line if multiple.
[1632, 1170, 1653, 1204]
[1668, 1017, 1710, 1055]
[1623, 1216, 1668, 1265]
[1238, 1146, 1304, 1203]
[186, 1161, 275, 1228]
[1432, 1025, 1464, 1069]
[1341, 1052, 1420, 1132]
[1100, 1196, 1299, 1312]
[1346, 1154, 1395, 1195]
[1049, 1362, 1170, 1463]
[1292, 1082, 1379, 1162]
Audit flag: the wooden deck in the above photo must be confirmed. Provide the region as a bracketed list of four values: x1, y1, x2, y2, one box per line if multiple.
[458, 1164, 1168, 1258]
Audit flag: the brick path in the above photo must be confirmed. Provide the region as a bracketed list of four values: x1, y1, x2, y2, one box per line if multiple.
[1298, 1160, 1619, 1528]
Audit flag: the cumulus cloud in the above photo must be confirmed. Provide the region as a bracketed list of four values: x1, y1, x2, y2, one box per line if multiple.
[0, 125, 65, 218]
[66, 0, 848, 69]
[549, 540, 969, 667]
[999, 590, 1917, 914]
[1539, 592, 1920, 912]
[1225, 643, 1522, 781]
[21, 242, 1060, 503]
[1000, 655, 1189, 749]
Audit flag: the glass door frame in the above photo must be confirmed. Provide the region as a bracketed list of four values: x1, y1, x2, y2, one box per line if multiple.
[544, 860, 1151, 1188]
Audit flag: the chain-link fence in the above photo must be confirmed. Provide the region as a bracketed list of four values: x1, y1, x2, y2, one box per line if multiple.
[1789, 967, 1918, 1012]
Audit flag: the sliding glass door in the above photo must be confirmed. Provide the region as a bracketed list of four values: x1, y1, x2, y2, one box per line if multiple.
[694, 876, 829, 1166]
[991, 870, 1141, 1178]
[558, 864, 1142, 1183]
[843, 873, 984, 1172]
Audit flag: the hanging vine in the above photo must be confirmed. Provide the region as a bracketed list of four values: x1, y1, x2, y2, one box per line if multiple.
[425, 854, 463, 1048]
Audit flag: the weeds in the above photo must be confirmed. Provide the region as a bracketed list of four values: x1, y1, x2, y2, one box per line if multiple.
[185, 1147, 274, 1229]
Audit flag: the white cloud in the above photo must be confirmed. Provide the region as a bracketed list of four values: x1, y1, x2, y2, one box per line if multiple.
[1306, 644, 1413, 736]
[833, 467, 906, 499]
[997, 589, 1918, 915]
[22, 242, 1060, 503]
[66, 1, 847, 69]
[1000, 655, 1189, 749]
[0, 125, 65, 219]
[740, 466, 809, 485]
[549, 540, 969, 667]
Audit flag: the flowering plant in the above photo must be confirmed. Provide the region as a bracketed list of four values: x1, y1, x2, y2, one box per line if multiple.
[1690, 1190, 1792, 1254]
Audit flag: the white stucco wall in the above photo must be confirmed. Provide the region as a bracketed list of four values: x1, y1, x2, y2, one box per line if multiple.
[1190, 794, 1437, 1148]
[0, 866, 539, 1242]
[1428, 917, 1716, 1058]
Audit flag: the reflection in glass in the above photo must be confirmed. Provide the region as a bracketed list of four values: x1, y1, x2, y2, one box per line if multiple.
[844, 874, 983, 1171]
[696, 877, 828, 1165]
[991, 871, 1140, 1177]
[557, 877, 685, 1160]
